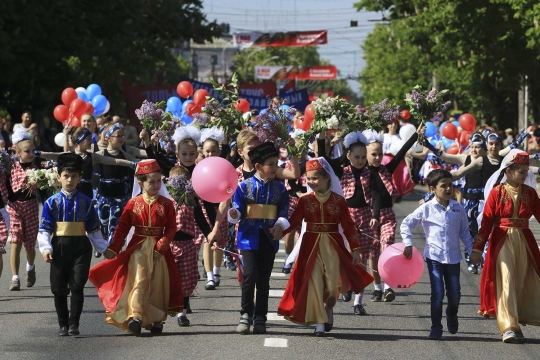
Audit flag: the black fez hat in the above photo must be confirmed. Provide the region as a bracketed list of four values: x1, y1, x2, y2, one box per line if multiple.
[248, 142, 279, 165]
[57, 153, 83, 174]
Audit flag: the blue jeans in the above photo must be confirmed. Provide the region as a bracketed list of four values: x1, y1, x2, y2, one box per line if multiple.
[426, 259, 461, 332]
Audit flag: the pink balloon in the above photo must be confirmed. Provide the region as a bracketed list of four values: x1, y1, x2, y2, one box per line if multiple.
[192, 157, 238, 203]
[378, 243, 424, 288]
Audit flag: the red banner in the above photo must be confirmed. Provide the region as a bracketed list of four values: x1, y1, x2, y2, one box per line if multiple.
[234, 30, 327, 48]
[309, 91, 334, 102]
[290, 66, 337, 80]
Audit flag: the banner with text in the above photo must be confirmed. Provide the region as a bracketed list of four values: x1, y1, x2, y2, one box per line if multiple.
[254, 65, 337, 80]
[234, 30, 328, 48]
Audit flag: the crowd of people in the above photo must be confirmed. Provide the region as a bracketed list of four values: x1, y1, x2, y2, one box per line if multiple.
[0, 107, 538, 344]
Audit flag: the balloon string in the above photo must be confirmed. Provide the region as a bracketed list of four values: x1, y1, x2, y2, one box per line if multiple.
[357, 229, 405, 254]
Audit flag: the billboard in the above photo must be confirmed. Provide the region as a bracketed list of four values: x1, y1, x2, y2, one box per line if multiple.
[234, 30, 328, 48]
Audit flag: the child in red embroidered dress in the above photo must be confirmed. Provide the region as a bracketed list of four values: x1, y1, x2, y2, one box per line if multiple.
[278, 158, 373, 336]
[7, 130, 39, 291]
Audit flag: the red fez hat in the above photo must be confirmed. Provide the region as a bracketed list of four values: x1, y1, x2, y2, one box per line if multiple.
[136, 159, 161, 175]
[306, 159, 324, 172]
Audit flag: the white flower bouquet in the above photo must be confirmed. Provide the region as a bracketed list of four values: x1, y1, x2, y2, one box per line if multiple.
[26, 168, 61, 193]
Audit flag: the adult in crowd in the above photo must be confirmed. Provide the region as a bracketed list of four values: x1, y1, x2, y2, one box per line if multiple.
[112, 115, 139, 147]
[12, 112, 38, 138]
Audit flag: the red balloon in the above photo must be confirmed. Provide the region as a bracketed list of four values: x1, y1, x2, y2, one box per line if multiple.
[69, 99, 87, 119]
[235, 98, 250, 113]
[459, 114, 476, 132]
[85, 102, 94, 115]
[459, 130, 472, 147]
[186, 103, 201, 117]
[68, 113, 81, 127]
[193, 89, 210, 106]
[400, 110, 411, 121]
[177, 81, 194, 98]
[296, 116, 312, 131]
[304, 104, 315, 122]
[442, 123, 458, 140]
[53, 105, 70, 122]
[61, 88, 78, 107]
[447, 143, 460, 155]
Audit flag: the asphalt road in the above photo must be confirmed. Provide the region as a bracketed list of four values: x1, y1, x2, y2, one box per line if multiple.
[1, 187, 539, 360]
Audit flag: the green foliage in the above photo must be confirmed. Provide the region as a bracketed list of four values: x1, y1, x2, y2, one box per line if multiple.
[0, 0, 221, 120]
[355, 0, 540, 128]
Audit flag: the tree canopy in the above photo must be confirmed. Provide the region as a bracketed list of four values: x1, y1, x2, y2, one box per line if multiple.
[0, 0, 221, 121]
[355, 0, 540, 128]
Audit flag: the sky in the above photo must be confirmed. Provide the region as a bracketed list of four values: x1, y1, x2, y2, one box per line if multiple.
[200, 0, 381, 95]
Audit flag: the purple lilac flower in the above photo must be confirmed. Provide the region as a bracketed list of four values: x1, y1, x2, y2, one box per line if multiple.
[204, 99, 222, 117]
[426, 89, 437, 103]
[0, 148, 12, 172]
[439, 101, 451, 112]
[135, 100, 161, 121]
[194, 113, 210, 127]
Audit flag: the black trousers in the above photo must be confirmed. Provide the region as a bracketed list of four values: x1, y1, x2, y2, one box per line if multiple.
[240, 233, 276, 319]
[50, 235, 92, 327]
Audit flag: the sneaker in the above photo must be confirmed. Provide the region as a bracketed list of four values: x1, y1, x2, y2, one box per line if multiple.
[214, 275, 221, 287]
[468, 265, 478, 274]
[447, 316, 458, 334]
[253, 316, 267, 334]
[371, 290, 383, 302]
[227, 261, 237, 271]
[9, 279, 20, 291]
[178, 316, 190, 327]
[205, 280, 216, 290]
[354, 304, 367, 315]
[128, 319, 142, 336]
[68, 324, 80, 336]
[429, 328, 443, 340]
[236, 313, 252, 334]
[342, 289, 353, 302]
[26, 268, 36, 287]
[502, 330, 518, 343]
[383, 288, 395, 302]
[58, 326, 69, 336]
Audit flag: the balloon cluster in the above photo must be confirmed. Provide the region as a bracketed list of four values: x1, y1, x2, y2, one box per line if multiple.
[423, 113, 477, 153]
[53, 84, 109, 127]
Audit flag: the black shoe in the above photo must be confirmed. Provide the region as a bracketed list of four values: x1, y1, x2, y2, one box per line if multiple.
[342, 289, 353, 302]
[371, 290, 383, 302]
[205, 280, 216, 290]
[253, 321, 267, 334]
[447, 316, 458, 334]
[227, 261, 237, 271]
[178, 316, 190, 327]
[214, 275, 221, 287]
[314, 330, 325, 337]
[58, 326, 69, 336]
[94, 251, 102, 258]
[324, 308, 333, 332]
[354, 304, 367, 315]
[68, 324, 80, 336]
[383, 288, 395, 302]
[282, 265, 292, 274]
[128, 319, 142, 336]
[324, 323, 333, 332]
[150, 326, 163, 335]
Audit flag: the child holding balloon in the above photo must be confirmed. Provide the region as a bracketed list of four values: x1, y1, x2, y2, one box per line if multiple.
[401, 169, 474, 340]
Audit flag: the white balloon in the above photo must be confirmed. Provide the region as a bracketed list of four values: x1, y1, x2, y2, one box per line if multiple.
[388, 139, 405, 156]
[399, 124, 416, 141]
[54, 133, 65, 147]
[75, 87, 86, 94]
[242, 112, 251, 121]
[103, 101, 111, 115]
[410, 143, 424, 153]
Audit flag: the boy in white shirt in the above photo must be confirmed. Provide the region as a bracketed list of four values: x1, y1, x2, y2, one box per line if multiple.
[400, 169, 474, 340]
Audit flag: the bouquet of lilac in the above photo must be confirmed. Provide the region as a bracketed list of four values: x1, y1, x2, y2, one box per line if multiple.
[357, 98, 401, 132]
[0, 148, 12, 173]
[166, 174, 195, 206]
[249, 101, 300, 156]
[404, 85, 450, 123]
[135, 100, 180, 146]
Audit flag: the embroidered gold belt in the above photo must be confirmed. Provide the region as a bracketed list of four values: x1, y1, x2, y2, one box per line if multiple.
[55, 222, 86, 236]
[496, 218, 528, 229]
[247, 204, 277, 220]
[306, 223, 339, 233]
[134, 225, 164, 237]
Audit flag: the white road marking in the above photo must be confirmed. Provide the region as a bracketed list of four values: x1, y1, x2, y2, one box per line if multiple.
[269, 289, 285, 297]
[271, 272, 286, 277]
[266, 312, 285, 321]
[264, 338, 288, 347]
[274, 258, 285, 263]
[277, 249, 286, 253]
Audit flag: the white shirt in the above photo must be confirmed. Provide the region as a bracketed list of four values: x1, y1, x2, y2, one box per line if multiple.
[400, 198, 473, 264]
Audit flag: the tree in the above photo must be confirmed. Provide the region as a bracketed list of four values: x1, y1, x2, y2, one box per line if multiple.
[0, 0, 221, 123]
[231, 47, 360, 103]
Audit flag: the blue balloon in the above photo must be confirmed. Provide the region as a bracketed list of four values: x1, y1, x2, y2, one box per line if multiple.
[181, 113, 193, 125]
[452, 120, 460, 128]
[425, 122, 437, 137]
[429, 138, 439, 148]
[441, 137, 454, 150]
[167, 97, 182, 113]
[92, 95, 107, 115]
[76, 90, 88, 102]
[259, 108, 267, 115]
[86, 84, 102, 101]
[182, 100, 193, 113]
